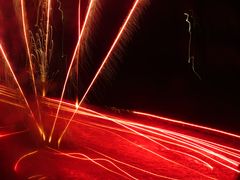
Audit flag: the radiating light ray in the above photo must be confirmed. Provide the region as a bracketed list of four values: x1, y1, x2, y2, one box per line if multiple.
[0, 44, 43, 137]
[45, 0, 52, 63]
[133, 111, 240, 139]
[20, 0, 45, 140]
[0, 98, 25, 108]
[49, 0, 96, 143]
[75, 0, 81, 106]
[0, 0, 239, 178]
[58, 0, 142, 146]
[0, 130, 27, 138]
[48, 147, 131, 179]
[14, 150, 38, 172]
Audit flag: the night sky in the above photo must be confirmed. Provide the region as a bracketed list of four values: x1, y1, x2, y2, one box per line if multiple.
[84, 0, 240, 134]
[0, 0, 240, 134]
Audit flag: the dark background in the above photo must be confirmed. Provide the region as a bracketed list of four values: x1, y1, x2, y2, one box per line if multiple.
[81, 0, 240, 134]
[1, 0, 239, 134]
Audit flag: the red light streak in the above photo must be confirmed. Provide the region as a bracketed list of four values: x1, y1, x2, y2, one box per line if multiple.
[45, 0, 51, 63]
[20, 0, 45, 140]
[58, 0, 141, 147]
[48, 110, 217, 178]
[0, 0, 239, 178]
[48, 0, 96, 143]
[123, 120, 240, 162]
[42, 96, 240, 170]
[133, 111, 240, 139]
[126, 123, 240, 173]
[0, 87, 239, 178]
[0, 130, 27, 139]
[87, 147, 179, 180]
[27, 174, 46, 179]
[75, 0, 81, 107]
[67, 154, 137, 179]
[0, 44, 44, 137]
[14, 150, 38, 172]
[41, 96, 240, 175]
[48, 147, 132, 179]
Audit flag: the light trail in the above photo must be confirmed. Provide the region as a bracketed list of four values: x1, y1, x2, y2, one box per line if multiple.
[0, 130, 27, 139]
[66, 153, 137, 180]
[87, 147, 179, 180]
[60, 112, 236, 174]
[0, 44, 44, 137]
[14, 150, 39, 172]
[20, 0, 45, 140]
[57, 115, 214, 177]
[48, 0, 96, 143]
[126, 123, 240, 173]
[45, 0, 52, 66]
[0, 87, 239, 178]
[41, 96, 240, 174]
[47, 107, 218, 178]
[48, 147, 132, 179]
[41, 95, 240, 173]
[75, 0, 81, 107]
[58, 0, 141, 146]
[28, 174, 46, 180]
[121, 119, 240, 162]
[42, 95, 240, 163]
[133, 111, 240, 139]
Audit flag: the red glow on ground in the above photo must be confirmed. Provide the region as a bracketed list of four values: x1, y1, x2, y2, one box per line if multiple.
[0, 85, 239, 179]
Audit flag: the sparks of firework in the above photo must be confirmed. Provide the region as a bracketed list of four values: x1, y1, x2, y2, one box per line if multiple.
[0, 44, 45, 139]
[48, 0, 96, 143]
[14, 150, 38, 172]
[30, 0, 54, 97]
[0, 86, 239, 178]
[45, 0, 52, 72]
[20, 0, 45, 140]
[57, 0, 142, 147]
[75, 0, 81, 106]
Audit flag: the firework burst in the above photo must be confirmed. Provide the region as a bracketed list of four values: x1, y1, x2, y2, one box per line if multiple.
[0, 0, 240, 179]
